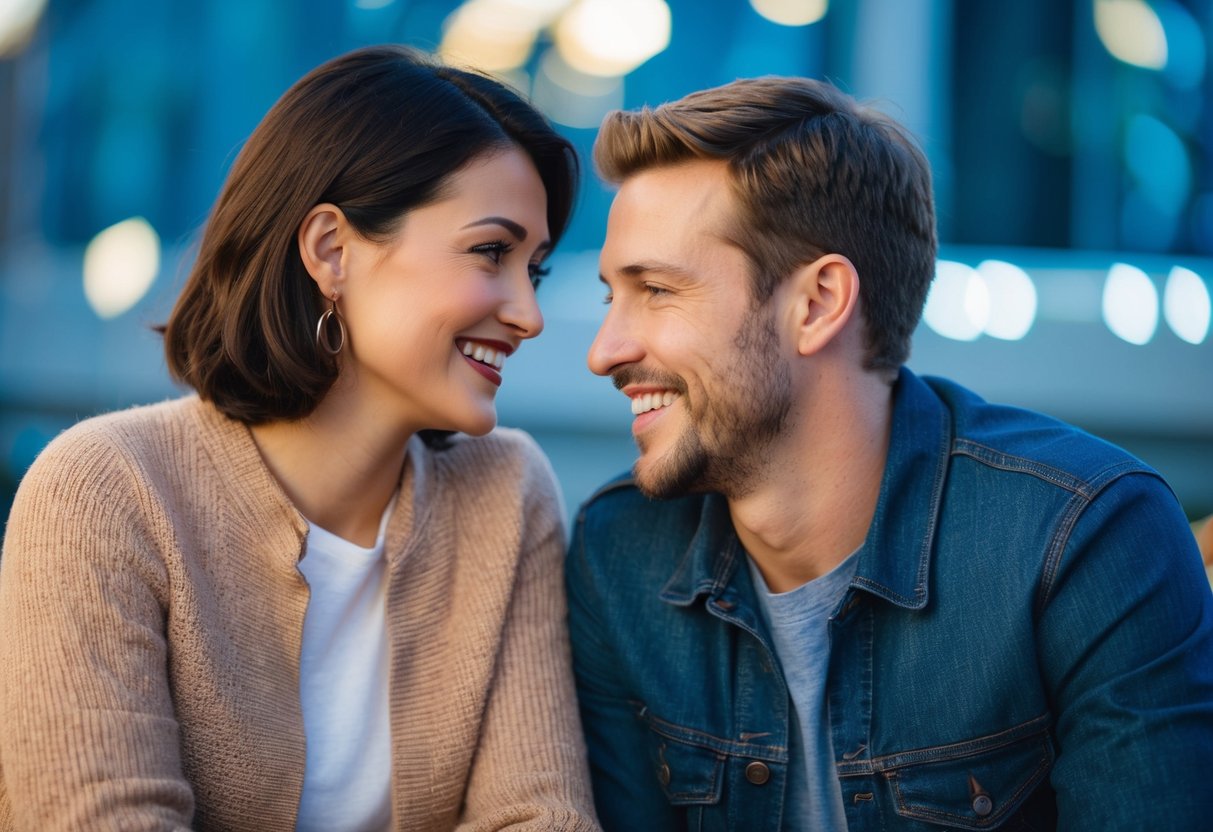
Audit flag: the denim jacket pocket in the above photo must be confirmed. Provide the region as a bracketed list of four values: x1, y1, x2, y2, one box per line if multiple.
[636, 707, 727, 806]
[649, 735, 726, 805]
[882, 720, 1054, 829]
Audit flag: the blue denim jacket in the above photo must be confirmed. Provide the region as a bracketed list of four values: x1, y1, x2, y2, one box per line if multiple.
[567, 369, 1213, 831]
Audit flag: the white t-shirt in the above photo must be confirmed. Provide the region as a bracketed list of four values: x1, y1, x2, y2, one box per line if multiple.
[295, 503, 394, 832]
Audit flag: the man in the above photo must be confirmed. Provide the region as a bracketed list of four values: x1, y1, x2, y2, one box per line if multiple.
[567, 76, 1213, 831]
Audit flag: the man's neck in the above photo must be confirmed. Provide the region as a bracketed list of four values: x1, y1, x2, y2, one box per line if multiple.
[729, 371, 894, 593]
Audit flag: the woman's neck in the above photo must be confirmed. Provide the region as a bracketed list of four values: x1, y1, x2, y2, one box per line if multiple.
[250, 385, 413, 547]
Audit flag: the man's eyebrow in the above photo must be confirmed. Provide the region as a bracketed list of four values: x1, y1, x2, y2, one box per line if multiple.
[617, 261, 694, 279]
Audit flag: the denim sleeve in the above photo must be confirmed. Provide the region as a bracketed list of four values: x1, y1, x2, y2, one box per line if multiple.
[1037, 471, 1213, 830]
[566, 514, 683, 832]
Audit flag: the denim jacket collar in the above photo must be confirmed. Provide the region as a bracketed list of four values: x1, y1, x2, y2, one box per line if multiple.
[659, 367, 951, 612]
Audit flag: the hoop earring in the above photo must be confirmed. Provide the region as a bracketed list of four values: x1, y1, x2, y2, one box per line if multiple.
[315, 293, 347, 355]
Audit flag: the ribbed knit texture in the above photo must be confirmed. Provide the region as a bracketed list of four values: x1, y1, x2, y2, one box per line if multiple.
[0, 396, 599, 831]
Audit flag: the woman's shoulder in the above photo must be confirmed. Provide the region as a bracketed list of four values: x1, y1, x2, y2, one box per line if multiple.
[17, 396, 215, 499]
[33, 396, 204, 463]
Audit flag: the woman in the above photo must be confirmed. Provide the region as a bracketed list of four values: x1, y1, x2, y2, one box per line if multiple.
[0, 46, 598, 831]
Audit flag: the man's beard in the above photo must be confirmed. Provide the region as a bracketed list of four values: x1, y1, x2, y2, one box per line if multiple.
[620, 302, 793, 500]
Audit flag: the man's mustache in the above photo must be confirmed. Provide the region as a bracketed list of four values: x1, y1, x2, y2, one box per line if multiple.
[612, 366, 688, 395]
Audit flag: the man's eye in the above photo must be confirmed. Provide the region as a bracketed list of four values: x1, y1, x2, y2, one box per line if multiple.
[645, 284, 669, 296]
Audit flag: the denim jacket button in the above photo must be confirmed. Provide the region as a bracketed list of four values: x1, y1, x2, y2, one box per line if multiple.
[658, 763, 671, 787]
[744, 761, 770, 785]
[972, 794, 994, 817]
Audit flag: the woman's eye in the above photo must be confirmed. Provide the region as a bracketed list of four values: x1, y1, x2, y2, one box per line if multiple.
[528, 264, 551, 290]
[471, 241, 510, 264]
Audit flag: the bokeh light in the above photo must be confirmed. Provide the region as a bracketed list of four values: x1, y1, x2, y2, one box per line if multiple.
[554, 0, 671, 77]
[1094, 0, 1167, 70]
[1102, 263, 1159, 344]
[439, 0, 544, 72]
[923, 261, 989, 341]
[749, 0, 828, 27]
[82, 218, 161, 319]
[1163, 266, 1211, 344]
[531, 47, 625, 128]
[977, 260, 1038, 340]
[0, 0, 48, 56]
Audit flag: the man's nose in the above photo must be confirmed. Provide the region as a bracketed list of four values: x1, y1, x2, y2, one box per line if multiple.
[587, 305, 643, 377]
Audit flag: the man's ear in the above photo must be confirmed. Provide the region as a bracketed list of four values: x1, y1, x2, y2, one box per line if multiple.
[786, 253, 861, 357]
[297, 203, 347, 298]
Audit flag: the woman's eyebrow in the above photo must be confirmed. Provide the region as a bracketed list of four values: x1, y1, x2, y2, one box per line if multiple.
[462, 216, 528, 240]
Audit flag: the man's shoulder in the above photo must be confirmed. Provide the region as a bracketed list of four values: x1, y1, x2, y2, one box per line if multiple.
[924, 375, 1157, 491]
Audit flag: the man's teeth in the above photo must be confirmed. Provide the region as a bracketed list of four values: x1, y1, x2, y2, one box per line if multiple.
[631, 391, 678, 415]
[461, 342, 505, 370]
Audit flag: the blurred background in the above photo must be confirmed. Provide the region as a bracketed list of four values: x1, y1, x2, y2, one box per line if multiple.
[0, 0, 1210, 528]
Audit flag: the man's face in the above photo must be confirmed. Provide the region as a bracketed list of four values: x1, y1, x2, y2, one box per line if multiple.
[589, 159, 793, 500]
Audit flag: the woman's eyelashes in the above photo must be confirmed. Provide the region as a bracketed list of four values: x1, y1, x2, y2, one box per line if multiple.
[470, 240, 550, 290]
[470, 240, 512, 265]
[528, 263, 551, 290]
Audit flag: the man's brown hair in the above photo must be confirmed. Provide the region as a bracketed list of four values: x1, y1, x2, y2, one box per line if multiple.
[594, 76, 935, 371]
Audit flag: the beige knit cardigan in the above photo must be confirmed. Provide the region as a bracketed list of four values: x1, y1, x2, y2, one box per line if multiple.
[0, 396, 599, 831]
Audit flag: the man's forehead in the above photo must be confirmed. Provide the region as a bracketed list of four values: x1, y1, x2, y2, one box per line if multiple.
[605, 163, 737, 253]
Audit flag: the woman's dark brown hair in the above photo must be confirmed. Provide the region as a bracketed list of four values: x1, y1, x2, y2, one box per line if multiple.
[163, 45, 578, 437]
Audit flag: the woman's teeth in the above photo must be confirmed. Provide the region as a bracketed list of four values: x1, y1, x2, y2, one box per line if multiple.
[462, 341, 505, 370]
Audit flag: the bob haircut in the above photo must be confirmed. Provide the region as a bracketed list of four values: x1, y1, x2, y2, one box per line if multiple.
[594, 76, 935, 373]
[164, 45, 579, 434]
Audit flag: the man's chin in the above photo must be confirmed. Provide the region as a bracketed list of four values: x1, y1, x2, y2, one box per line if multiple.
[631, 448, 707, 501]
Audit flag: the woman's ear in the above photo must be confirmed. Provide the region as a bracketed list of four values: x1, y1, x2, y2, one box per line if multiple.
[787, 253, 861, 357]
[297, 203, 347, 297]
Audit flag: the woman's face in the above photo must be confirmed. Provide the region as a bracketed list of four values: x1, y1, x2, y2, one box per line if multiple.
[335, 147, 550, 436]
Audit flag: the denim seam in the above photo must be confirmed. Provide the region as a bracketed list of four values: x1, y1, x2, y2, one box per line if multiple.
[1035, 487, 1091, 617]
[1033, 465, 1151, 615]
[641, 710, 789, 760]
[887, 739, 1052, 827]
[835, 712, 1051, 775]
[952, 440, 1146, 499]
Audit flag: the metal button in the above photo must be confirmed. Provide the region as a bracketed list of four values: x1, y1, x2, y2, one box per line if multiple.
[972, 794, 993, 817]
[744, 761, 770, 785]
[657, 763, 671, 787]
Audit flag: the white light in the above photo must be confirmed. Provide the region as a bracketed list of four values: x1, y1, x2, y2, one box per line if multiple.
[555, 0, 671, 77]
[1094, 0, 1167, 69]
[532, 48, 625, 128]
[1163, 266, 1211, 344]
[1102, 263, 1159, 345]
[0, 0, 48, 56]
[83, 218, 161, 319]
[923, 261, 988, 341]
[440, 0, 543, 71]
[977, 260, 1038, 340]
[749, 0, 828, 26]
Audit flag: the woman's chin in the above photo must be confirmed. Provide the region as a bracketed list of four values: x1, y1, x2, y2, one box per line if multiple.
[447, 410, 498, 438]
